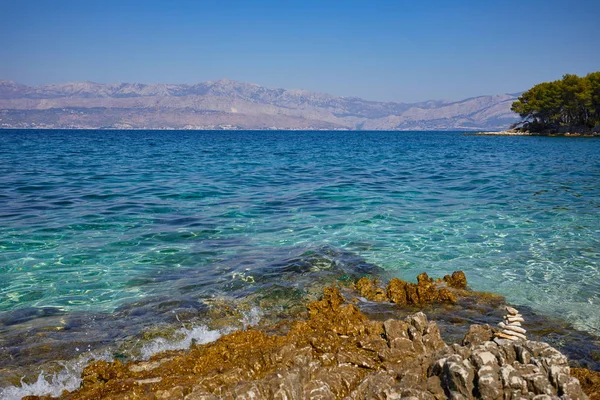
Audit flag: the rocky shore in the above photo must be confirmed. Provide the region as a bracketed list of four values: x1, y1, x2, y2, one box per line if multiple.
[473, 129, 600, 137]
[19, 271, 599, 400]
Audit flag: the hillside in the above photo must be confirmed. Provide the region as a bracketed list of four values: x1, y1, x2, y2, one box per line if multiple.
[0, 79, 520, 130]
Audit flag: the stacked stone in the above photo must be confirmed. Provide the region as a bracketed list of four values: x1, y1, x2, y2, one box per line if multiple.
[494, 306, 527, 340]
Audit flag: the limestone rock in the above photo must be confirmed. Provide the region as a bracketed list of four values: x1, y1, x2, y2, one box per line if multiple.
[462, 324, 494, 347]
[22, 285, 591, 400]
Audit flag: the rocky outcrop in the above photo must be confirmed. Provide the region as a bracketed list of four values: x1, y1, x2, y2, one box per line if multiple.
[355, 271, 464, 305]
[430, 338, 587, 399]
[25, 285, 590, 400]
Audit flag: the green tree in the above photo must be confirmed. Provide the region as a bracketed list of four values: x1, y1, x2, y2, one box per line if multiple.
[586, 72, 600, 126]
[511, 72, 600, 132]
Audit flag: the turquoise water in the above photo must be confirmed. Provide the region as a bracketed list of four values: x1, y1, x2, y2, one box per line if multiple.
[1, 130, 600, 362]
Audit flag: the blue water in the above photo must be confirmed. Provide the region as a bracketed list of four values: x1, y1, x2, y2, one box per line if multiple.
[1, 129, 599, 341]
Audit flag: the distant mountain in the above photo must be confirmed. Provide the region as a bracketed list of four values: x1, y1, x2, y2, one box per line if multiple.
[0, 79, 520, 130]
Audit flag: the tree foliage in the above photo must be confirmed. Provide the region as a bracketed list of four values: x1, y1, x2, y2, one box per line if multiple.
[511, 72, 600, 132]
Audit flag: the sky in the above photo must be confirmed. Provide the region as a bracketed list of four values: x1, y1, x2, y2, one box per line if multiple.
[1, 0, 599, 102]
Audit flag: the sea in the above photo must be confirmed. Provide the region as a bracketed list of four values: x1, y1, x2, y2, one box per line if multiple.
[1, 129, 599, 398]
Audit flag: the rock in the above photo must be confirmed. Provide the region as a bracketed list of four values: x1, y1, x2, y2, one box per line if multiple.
[500, 365, 526, 390]
[476, 365, 502, 399]
[303, 380, 336, 399]
[495, 331, 520, 341]
[224, 381, 268, 399]
[426, 375, 446, 400]
[515, 344, 532, 364]
[155, 386, 186, 399]
[548, 365, 570, 394]
[523, 372, 554, 395]
[443, 271, 468, 289]
[471, 351, 498, 369]
[502, 330, 527, 340]
[506, 306, 519, 315]
[407, 312, 429, 333]
[386, 278, 409, 305]
[22, 284, 590, 400]
[267, 372, 303, 399]
[385, 274, 458, 306]
[355, 277, 388, 302]
[385, 387, 436, 399]
[495, 308, 527, 341]
[504, 325, 526, 334]
[440, 355, 475, 398]
[347, 371, 397, 399]
[462, 324, 493, 347]
[383, 319, 410, 343]
[185, 389, 220, 400]
[571, 367, 600, 400]
[135, 377, 163, 385]
[129, 359, 171, 372]
[422, 321, 447, 352]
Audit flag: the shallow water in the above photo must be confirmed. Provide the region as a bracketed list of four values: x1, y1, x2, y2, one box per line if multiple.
[1, 130, 600, 391]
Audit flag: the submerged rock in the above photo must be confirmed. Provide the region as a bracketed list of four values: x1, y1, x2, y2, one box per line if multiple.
[24, 283, 592, 400]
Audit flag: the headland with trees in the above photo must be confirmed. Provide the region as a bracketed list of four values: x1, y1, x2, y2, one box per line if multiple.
[479, 71, 600, 136]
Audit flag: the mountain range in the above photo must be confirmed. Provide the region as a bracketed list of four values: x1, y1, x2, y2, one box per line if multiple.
[0, 79, 520, 130]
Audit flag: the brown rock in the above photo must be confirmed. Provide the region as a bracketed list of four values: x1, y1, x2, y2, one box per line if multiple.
[347, 371, 397, 399]
[571, 367, 600, 400]
[443, 271, 468, 289]
[20, 283, 589, 400]
[387, 278, 408, 305]
[422, 321, 447, 352]
[303, 380, 336, 399]
[312, 365, 365, 398]
[355, 277, 388, 302]
[426, 375, 447, 400]
[462, 324, 494, 347]
[385, 275, 457, 306]
[417, 272, 435, 287]
[156, 386, 186, 399]
[440, 355, 475, 398]
[184, 388, 220, 400]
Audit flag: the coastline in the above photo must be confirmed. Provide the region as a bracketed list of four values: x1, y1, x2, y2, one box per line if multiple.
[2, 130, 600, 399]
[5, 272, 600, 400]
[472, 129, 600, 137]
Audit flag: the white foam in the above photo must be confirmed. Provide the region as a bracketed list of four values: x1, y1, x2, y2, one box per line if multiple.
[140, 325, 222, 360]
[139, 307, 263, 359]
[1, 308, 264, 399]
[0, 351, 112, 400]
[241, 306, 263, 329]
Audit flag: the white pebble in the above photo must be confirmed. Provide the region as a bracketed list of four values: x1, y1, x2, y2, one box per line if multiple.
[502, 329, 526, 340]
[506, 316, 524, 323]
[506, 306, 519, 315]
[504, 325, 526, 334]
[504, 320, 522, 326]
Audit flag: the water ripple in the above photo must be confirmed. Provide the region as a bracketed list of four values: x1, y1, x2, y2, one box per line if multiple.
[0, 130, 599, 339]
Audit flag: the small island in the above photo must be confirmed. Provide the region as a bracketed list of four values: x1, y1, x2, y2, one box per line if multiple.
[477, 71, 600, 136]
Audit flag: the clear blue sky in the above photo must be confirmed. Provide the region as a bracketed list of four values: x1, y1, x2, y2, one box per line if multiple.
[1, 0, 598, 102]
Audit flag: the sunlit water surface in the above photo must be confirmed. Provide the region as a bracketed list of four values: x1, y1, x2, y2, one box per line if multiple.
[1, 130, 599, 391]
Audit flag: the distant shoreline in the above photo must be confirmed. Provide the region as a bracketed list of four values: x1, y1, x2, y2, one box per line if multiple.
[473, 129, 600, 137]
